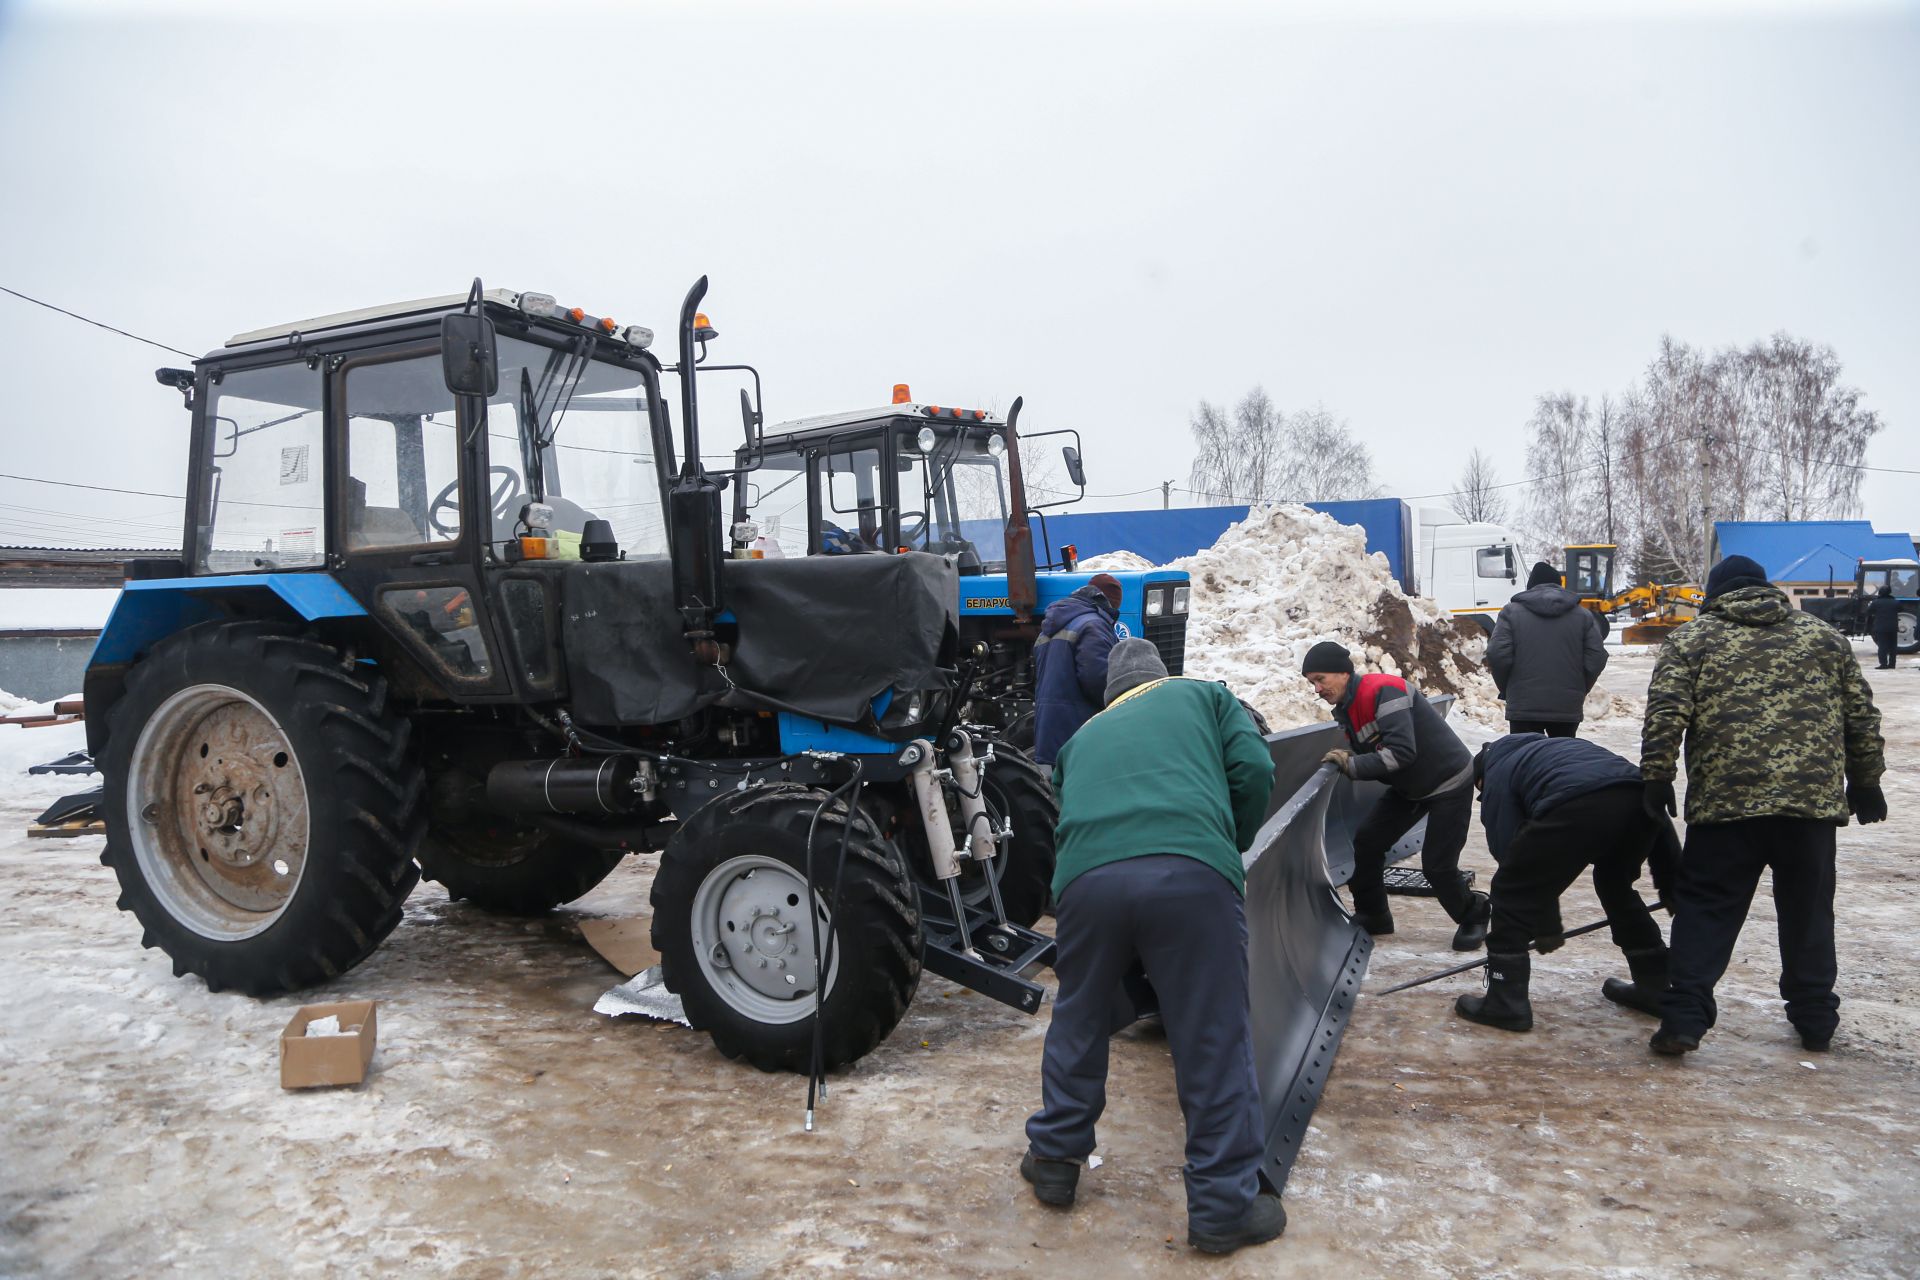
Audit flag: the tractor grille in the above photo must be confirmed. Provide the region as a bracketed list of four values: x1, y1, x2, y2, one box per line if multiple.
[1145, 615, 1187, 675]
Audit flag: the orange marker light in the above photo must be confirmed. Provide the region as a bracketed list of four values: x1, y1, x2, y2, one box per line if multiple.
[695, 313, 710, 328]
[600, 316, 617, 333]
[927, 405, 943, 415]
[893, 384, 912, 404]
[568, 307, 585, 323]
[972, 409, 986, 420]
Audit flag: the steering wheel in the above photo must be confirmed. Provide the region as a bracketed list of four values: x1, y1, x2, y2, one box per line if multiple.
[898, 510, 930, 545]
[430, 467, 521, 536]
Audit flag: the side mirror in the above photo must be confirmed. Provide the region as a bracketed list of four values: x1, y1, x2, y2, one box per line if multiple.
[1062, 445, 1087, 488]
[441, 313, 499, 396]
[739, 387, 762, 448]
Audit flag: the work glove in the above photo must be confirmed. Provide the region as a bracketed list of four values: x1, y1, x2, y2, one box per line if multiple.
[1848, 782, 1889, 825]
[1321, 749, 1353, 777]
[1643, 780, 1677, 821]
[1535, 930, 1566, 955]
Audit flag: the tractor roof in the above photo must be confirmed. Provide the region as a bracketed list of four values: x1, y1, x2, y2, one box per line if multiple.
[762, 403, 1006, 448]
[225, 289, 525, 348]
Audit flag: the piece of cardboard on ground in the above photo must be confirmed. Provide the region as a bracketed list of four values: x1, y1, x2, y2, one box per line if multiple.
[579, 917, 659, 976]
[280, 1000, 378, 1089]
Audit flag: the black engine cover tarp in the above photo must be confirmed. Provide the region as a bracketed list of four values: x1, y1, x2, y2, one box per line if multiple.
[559, 553, 959, 728]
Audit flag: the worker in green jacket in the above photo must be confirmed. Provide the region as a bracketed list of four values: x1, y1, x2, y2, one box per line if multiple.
[1021, 638, 1282, 1255]
[1642, 555, 1888, 1057]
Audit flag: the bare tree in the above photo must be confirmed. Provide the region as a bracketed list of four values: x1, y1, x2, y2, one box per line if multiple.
[1522, 392, 1597, 556]
[1452, 447, 1507, 524]
[1277, 407, 1381, 502]
[1739, 334, 1880, 520]
[1187, 387, 1286, 503]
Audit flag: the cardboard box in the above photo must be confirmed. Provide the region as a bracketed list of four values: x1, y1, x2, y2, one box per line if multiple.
[280, 1000, 378, 1089]
[579, 917, 660, 977]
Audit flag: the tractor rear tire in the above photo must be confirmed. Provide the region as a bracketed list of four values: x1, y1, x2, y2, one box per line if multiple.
[1898, 608, 1919, 655]
[651, 786, 922, 1072]
[98, 621, 424, 996]
[418, 826, 626, 915]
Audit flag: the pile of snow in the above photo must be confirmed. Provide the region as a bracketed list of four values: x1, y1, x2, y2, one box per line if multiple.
[1089, 506, 1515, 730]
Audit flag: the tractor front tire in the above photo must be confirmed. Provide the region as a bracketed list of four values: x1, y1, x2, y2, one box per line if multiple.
[975, 741, 1058, 927]
[651, 786, 921, 1072]
[98, 621, 424, 996]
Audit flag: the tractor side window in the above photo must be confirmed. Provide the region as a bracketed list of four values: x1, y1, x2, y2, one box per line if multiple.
[742, 452, 810, 557]
[821, 446, 883, 553]
[343, 356, 459, 551]
[197, 363, 326, 573]
[1888, 568, 1918, 598]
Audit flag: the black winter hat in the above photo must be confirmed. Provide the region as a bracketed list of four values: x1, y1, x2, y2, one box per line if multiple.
[1705, 554, 1769, 601]
[1527, 561, 1561, 589]
[1301, 641, 1354, 676]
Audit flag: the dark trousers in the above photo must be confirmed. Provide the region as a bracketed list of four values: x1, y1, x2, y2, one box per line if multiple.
[1027, 855, 1263, 1232]
[1659, 817, 1839, 1039]
[1874, 637, 1897, 667]
[1508, 719, 1577, 738]
[1487, 786, 1665, 956]
[1351, 785, 1475, 921]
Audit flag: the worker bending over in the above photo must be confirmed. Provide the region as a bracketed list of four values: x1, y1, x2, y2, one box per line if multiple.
[1023, 639, 1282, 1255]
[1304, 642, 1490, 951]
[1454, 733, 1677, 1033]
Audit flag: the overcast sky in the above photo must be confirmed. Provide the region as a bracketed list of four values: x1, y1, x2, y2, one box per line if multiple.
[0, 0, 1913, 551]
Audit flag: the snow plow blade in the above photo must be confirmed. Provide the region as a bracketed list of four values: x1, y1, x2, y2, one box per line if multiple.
[1243, 741, 1371, 1193]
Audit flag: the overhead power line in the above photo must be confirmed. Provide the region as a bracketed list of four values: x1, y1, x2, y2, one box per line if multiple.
[0, 284, 197, 360]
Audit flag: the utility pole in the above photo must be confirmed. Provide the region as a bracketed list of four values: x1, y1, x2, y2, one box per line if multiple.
[1162, 480, 1172, 510]
[1699, 431, 1715, 583]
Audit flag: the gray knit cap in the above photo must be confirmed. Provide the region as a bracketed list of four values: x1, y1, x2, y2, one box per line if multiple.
[1105, 637, 1169, 705]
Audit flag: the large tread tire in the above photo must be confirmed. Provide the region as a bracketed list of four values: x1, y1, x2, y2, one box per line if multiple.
[98, 620, 424, 996]
[418, 827, 626, 915]
[650, 786, 921, 1072]
[975, 741, 1058, 928]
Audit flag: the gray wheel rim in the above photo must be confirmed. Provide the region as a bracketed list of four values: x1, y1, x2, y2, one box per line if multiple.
[689, 854, 839, 1025]
[125, 683, 311, 941]
[1899, 612, 1916, 648]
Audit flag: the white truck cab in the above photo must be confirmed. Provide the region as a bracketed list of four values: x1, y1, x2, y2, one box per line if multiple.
[1416, 506, 1523, 634]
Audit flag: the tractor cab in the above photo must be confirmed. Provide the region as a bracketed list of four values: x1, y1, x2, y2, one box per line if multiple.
[731, 392, 1084, 573]
[1564, 544, 1617, 602]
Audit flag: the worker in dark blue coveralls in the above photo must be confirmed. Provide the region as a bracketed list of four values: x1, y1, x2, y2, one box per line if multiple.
[1022, 639, 1284, 1255]
[1031, 573, 1123, 765]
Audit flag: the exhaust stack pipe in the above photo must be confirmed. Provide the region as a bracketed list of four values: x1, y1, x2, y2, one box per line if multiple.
[668, 276, 726, 663]
[1002, 396, 1037, 622]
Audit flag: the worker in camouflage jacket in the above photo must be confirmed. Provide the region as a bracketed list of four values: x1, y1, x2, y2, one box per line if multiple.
[1640, 554, 1888, 1057]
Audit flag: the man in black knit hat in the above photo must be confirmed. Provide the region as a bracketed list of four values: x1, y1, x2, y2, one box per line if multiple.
[1303, 640, 1490, 950]
[1487, 561, 1608, 737]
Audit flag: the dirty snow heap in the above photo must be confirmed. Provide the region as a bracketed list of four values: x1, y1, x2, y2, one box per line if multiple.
[1085, 505, 1509, 730]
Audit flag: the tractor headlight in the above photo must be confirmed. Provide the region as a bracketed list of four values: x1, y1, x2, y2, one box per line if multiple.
[986, 433, 1006, 458]
[1146, 592, 1165, 618]
[1172, 584, 1189, 614]
[916, 426, 937, 454]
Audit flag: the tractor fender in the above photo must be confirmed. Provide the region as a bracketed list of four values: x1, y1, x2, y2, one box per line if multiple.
[83, 574, 369, 756]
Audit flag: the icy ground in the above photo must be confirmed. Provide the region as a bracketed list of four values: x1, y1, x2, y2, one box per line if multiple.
[1, 655, 1916, 1278]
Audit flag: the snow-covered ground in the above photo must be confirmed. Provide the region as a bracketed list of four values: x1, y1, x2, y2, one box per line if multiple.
[1, 659, 1916, 1277]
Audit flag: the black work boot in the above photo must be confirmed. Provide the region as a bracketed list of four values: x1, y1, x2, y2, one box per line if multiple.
[1649, 1025, 1701, 1055]
[1454, 951, 1533, 1032]
[1797, 1027, 1833, 1053]
[1450, 891, 1492, 952]
[1602, 946, 1669, 1017]
[1353, 907, 1395, 936]
[1189, 1193, 1287, 1254]
[1020, 1151, 1080, 1207]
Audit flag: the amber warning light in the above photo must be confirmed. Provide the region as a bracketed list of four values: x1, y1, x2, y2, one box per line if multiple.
[893, 383, 912, 404]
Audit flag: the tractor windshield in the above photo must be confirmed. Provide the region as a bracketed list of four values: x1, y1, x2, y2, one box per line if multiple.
[486, 335, 669, 559]
[1872, 564, 1919, 598]
[901, 428, 1008, 567]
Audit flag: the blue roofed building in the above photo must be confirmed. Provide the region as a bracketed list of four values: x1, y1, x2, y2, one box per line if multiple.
[1712, 520, 1918, 605]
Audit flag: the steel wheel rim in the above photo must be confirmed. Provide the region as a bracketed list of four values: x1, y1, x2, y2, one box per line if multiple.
[1899, 612, 1916, 648]
[126, 683, 311, 941]
[690, 854, 839, 1025]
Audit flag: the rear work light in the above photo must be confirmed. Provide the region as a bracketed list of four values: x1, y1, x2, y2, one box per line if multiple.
[517, 292, 558, 317]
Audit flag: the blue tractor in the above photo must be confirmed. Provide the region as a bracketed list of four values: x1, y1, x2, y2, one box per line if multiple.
[729, 389, 1193, 749]
[85, 279, 1060, 1073]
